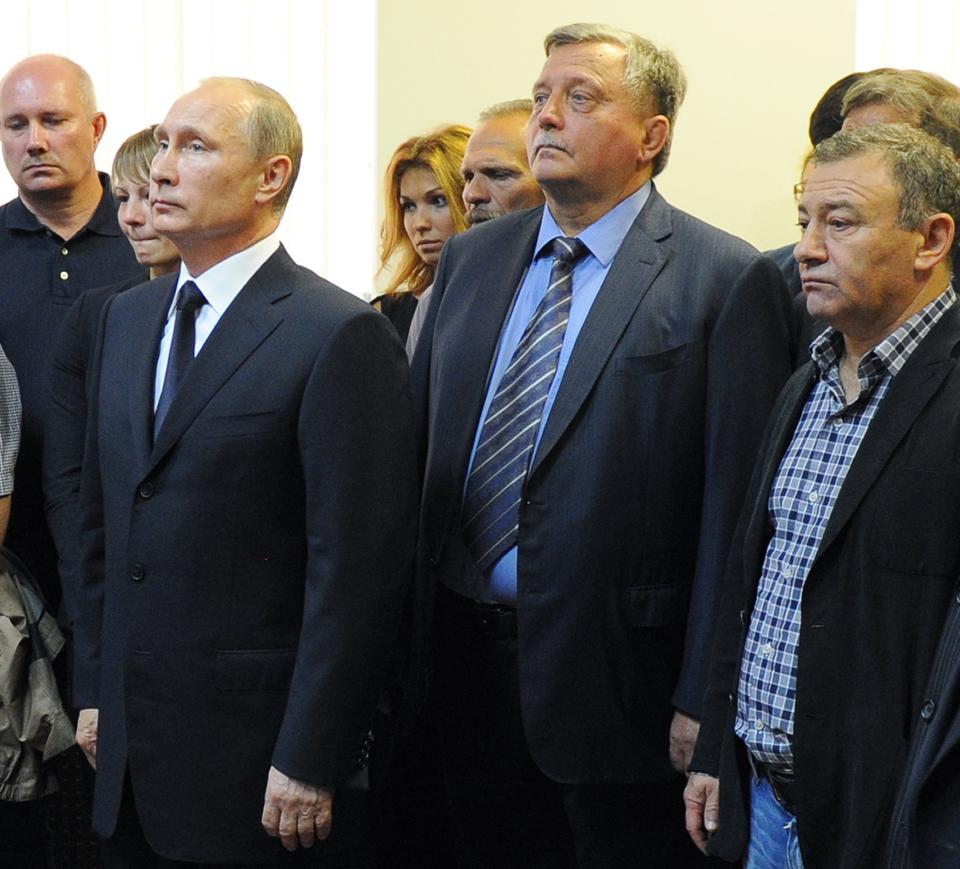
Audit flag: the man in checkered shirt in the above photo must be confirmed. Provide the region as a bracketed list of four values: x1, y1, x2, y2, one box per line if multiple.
[0, 343, 20, 542]
[685, 123, 960, 869]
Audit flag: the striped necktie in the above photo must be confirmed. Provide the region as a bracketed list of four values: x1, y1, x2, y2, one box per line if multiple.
[462, 236, 587, 572]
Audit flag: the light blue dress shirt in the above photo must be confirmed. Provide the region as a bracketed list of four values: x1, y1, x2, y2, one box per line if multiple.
[458, 183, 651, 603]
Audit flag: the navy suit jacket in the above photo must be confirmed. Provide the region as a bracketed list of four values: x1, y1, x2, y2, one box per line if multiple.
[73, 246, 418, 862]
[411, 186, 794, 782]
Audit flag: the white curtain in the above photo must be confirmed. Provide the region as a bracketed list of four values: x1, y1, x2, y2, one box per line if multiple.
[856, 0, 960, 84]
[0, 0, 378, 297]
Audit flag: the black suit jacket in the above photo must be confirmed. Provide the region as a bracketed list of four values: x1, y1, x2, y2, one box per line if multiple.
[43, 277, 142, 631]
[73, 247, 419, 862]
[411, 186, 794, 782]
[693, 303, 960, 868]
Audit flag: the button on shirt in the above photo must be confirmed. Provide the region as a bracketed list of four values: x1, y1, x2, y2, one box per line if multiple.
[736, 285, 957, 767]
[153, 233, 280, 408]
[453, 183, 651, 604]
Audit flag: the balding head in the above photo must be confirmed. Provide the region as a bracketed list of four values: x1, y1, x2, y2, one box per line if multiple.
[462, 100, 544, 225]
[0, 55, 105, 209]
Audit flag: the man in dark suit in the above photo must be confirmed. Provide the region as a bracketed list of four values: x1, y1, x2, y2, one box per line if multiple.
[684, 124, 960, 868]
[411, 22, 793, 867]
[72, 77, 418, 867]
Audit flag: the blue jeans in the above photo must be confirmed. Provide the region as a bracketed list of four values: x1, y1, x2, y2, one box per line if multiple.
[746, 776, 804, 869]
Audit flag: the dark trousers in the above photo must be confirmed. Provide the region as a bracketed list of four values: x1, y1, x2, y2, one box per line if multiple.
[433, 587, 709, 869]
[101, 775, 374, 869]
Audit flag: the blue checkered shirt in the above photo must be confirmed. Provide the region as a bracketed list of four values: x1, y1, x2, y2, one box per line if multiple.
[735, 285, 957, 768]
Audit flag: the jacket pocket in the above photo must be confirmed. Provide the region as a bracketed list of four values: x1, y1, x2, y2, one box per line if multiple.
[871, 468, 960, 576]
[621, 582, 691, 627]
[615, 342, 696, 376]
[214, 648, 296, 691]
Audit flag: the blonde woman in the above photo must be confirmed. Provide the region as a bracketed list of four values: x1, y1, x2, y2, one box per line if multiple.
[374, 124, 470, 356]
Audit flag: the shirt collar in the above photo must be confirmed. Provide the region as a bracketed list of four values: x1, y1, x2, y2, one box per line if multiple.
[811, 283, 957, 381]
[533, 182, 651, 266]
[4, 172, 122, 237]
[172, 231, 281, 319]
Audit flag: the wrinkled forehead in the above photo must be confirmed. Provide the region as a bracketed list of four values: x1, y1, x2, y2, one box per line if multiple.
[798, 153, 897, 209]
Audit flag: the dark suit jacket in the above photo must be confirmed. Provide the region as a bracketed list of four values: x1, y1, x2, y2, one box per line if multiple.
[411, 186, 794, 782]
[692, 303, 960, 868]
[43, 277, 142, 631]
[73, 246, 419, 863]
[765, 241, 825, 366]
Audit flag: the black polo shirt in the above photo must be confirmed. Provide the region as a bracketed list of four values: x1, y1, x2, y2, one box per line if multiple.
[0, 172, 146, 607]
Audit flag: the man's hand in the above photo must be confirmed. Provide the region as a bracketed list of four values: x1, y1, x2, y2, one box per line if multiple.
[261, 765, 334, 851]
[76, 708, 98, 769]
[684, 772, 720, 854]
[669, 709, 700, 773]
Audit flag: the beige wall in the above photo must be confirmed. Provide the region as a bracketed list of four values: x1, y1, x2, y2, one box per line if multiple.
[377, 1, 856, 261]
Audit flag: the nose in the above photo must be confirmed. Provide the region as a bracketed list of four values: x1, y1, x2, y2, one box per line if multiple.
[26, 120, 47, 154]
[462, 175, 489, 206]
[150, 147, 175, 189]
[536, 92, 564, 130]
[413, 204, 431, 231]
[119, 196, 146, 228]
[794, 220, 826, 266]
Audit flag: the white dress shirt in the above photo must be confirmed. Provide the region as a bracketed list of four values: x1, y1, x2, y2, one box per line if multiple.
[153, 233, 280, 410]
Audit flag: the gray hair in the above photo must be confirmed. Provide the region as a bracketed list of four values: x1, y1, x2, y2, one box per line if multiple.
[843, 70, 960, 158]
[478, 99, 534, 123]
[544, 23, 687, 176]
[812, 124, 960, 271]
[200, 77, 303, 213]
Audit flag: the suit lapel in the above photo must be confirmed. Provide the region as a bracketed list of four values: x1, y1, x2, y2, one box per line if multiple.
[147, 249, 291, 469]
[815, 307, 960, 559]
[529, 189, 671, 478]
[741, 365, 817, 591]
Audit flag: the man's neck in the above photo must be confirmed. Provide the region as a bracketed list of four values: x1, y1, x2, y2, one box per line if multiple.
[543, 175, 649, 236]
[178, 219, 280, 278]
[20, 170, 104, 241]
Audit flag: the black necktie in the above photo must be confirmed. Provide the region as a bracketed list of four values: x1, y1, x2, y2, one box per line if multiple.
[462, 237, 587, 572]
[154, 281, 206, 438]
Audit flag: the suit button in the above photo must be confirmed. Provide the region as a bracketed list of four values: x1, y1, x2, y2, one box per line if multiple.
[921, 699, 936, 721]
[138, 482, 154, 499]
[130, 564, 145, 582]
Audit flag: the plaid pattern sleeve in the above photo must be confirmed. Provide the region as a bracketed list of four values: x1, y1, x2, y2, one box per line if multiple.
[0, 343, 20, 497]
[735, 285, 957, 768]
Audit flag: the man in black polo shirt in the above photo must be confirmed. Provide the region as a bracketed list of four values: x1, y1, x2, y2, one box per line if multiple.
[0, 54, 144, 867]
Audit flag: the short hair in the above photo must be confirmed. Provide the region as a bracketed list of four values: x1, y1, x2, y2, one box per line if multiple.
[200, 77, 303, 213]
[843, 69, 960, 158]
[544, 23, 687, 176]
[378, 125, 471, 297]
[808, 72, 866, 145]
[478, 99, 534, 123]
[111, 125, 158, 189]
[811, 124, 960, 271]
[1, 54, 98, 117]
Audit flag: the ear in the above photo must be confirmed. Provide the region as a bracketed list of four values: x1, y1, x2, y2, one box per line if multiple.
[254, 155, 293, 208]
[91, 112, 106, 149]
[638, 115, 670, 166]
[915, 213, 955, 274]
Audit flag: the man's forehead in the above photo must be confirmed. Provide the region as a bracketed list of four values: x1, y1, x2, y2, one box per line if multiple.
[798, 154, 895, 208]
[162, 86, 246, 133]
[536, 41, 626, 86]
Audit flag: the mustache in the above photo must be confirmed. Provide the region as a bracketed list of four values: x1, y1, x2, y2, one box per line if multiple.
[531, 133, 571, 156]
[467, 204, 505, 225]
